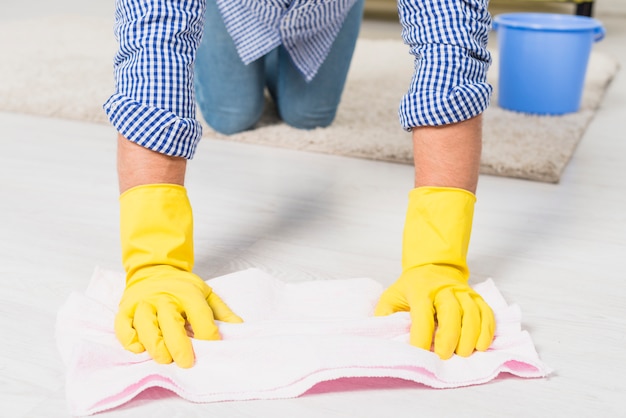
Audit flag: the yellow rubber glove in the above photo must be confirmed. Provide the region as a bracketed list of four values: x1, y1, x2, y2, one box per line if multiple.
[375, 187, 495, 359]
[115, 184, 242, 368]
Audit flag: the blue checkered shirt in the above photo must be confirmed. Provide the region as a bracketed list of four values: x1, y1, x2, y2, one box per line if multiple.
[104, 0, 492, 159]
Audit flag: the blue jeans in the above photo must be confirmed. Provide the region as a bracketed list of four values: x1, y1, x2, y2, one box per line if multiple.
[194, 0, 365, 135]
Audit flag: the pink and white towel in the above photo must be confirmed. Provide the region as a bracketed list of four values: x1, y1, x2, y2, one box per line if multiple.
[56, 267, 551, 416]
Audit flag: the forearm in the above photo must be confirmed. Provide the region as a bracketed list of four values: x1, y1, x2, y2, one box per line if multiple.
[117, 134, 187, 194]
[399, 0, 489, 192]
[412, 115, 482, 193]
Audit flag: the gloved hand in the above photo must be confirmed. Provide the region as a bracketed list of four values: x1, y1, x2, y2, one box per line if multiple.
[375, 187, 495, 359]
[115, 184, 242, 368]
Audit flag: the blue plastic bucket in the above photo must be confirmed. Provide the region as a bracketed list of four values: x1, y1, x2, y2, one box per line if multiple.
[492, 13, 605, 115]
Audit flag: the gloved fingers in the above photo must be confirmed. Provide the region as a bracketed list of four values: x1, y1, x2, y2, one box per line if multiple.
[185, 294, 221, 341]
[114, 308, 145, 354]
[408, 297, 435, 351]
[475, 296, 496, 351]
[374, 287, 409, 316]
[433, 288, 462, 360]
[455, 292, 481, 357]
[133, 301, 173, 365]
[206, 291, 244, 324]
[158, 300, 195, 368]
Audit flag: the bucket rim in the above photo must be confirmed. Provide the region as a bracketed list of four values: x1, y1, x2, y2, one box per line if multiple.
[493, 12, 603, 32]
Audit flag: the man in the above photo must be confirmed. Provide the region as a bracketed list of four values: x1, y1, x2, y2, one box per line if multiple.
[105, 0, 495, 368]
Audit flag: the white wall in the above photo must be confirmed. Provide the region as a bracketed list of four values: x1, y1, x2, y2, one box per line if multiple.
[365, 1, 626, 18]
[489, 0, 626, 17]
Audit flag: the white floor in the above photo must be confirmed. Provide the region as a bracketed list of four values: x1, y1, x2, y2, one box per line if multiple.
[1, 2, 625, 417]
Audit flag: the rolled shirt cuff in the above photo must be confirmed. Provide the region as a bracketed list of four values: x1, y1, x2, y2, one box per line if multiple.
[104, 93, 202, 159]
[399, 43, 493, 129]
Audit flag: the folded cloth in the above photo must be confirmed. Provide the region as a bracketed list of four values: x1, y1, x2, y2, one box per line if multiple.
[56, 268, 551, 416]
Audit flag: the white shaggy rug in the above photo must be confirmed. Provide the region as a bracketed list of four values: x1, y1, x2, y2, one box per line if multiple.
[0, 16, 619, 183]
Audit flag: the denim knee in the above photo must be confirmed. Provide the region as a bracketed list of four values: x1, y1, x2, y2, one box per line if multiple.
[198, 100, 265, 135]
[279, 106, 337, 130]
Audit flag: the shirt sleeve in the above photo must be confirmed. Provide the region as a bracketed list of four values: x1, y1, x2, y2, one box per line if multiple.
[103, 0, 206, 159]
[397, 0, 493, 130]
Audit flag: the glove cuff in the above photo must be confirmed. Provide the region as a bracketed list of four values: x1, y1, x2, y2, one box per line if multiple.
[119, 184, 194, 281]
[401, 186, 476, 279]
